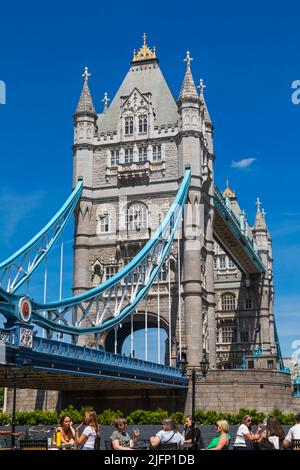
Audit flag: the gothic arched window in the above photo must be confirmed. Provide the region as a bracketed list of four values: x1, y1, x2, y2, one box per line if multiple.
[221, 293, 236, 311]
[125, 116, 133, 135]
[126, 202, 148, 231]
[92, 262, 103, 286]
[139, 115, 147, 133]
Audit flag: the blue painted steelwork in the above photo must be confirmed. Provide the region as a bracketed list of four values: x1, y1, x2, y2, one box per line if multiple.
[274, 320, 285, 371]
[0, 181, 83, 293]
[0, 168, 191, 337]
[0, 326, 187, 388]
[214, 185, 265, 273]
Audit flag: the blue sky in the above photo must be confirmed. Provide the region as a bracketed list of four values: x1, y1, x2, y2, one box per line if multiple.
[0, 0, 299, 359]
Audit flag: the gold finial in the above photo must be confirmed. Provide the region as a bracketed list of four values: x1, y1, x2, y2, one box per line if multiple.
[132, 33, 157, 62]
[223, 180, 236, 199]
[82, 66, 91, 82]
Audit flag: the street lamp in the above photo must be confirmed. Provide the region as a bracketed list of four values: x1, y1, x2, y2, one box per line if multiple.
[180, 351, 209, 448]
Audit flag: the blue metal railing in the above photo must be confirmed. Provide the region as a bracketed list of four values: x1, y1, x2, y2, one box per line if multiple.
[214, 185, 265, 273]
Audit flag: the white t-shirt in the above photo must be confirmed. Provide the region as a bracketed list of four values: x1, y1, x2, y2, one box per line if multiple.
[285, 423, 300, 443]
[155, 430, 185, 447]
[82, 426, 96, 450]
[268, 435, 279, 449]
[234, 424, 250, 447]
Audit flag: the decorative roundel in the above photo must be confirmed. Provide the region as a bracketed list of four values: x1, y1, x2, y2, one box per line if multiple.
[18, 297, 32, 323]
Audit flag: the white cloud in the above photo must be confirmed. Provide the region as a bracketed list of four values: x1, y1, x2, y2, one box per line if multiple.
[231, 158, 256, 169]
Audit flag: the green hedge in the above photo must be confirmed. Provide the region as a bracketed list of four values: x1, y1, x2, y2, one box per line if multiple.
[0, 406, 296, 426]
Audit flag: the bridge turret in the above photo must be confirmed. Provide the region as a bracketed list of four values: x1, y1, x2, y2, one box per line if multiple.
[73, 66, 97, 187]
[252, 199, 276, 357]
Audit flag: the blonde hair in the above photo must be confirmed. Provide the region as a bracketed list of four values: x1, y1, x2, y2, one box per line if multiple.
[84, 411, 99, 434]
[216, 420, 229, 433]
[114, 418, 127, 429]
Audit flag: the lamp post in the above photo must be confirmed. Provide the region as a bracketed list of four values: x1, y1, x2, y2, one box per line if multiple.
[180, 351, 209, 447]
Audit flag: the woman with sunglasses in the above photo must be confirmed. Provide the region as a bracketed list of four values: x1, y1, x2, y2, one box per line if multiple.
[233, 416, 262, 450]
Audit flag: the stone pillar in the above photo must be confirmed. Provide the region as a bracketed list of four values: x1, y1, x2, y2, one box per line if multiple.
[205, 209, 216, 368]
[182, 190, 203, 366]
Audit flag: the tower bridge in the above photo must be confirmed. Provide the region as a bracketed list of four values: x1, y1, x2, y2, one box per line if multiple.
[0, 36, 296, 414]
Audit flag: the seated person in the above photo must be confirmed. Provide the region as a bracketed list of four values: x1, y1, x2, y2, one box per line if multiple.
[233, 416, 262, 450]
[110, 418, 137, 450]
[53, 415, 75, 447]
[257, 417, 285, 449]
[183, 415, 204, 449]
[150, 418, 184, 449]
[206, 420, 231, 450]
[283, 413, 300, 449]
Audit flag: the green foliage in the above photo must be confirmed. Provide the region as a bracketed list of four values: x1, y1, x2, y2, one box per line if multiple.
[0, 413, 10, 425]
[171, 411, 184, 425]
[98, 409, 124, 425]
[126, 408, 168, 425]
[0, 407, 297, 426]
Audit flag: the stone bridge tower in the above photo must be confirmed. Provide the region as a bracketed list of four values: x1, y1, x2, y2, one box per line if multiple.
[72, 38, 216, 372]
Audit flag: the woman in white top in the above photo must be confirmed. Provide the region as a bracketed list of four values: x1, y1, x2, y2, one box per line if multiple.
[233, 416, 262, 450]
[76, 411, 100, 450]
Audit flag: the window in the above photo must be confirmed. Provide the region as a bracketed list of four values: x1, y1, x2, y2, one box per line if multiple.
[245, 298, 252, 309]
[125, 116, 133, 135]
[92, 264, 103, 286]
[153, 145, 161, 161]
[132, 264, 146, 284]
[248, 360, 254, 369]
[267, 360, 274, 369]
[222, 326, 237, 343]
[126, 203, 148, 231]
[219, 256, 226, 269]
[138, 115, 147, 133]
[240, 331, 249, 342]
[138, 147, 147, 162]
[214, 257, 218, 269]
[105, 265, 118, 280]
[124, 148, 134, 164]
[111, 150, 119, 166]
[228, 258, 235, 268]
[221, 293, 236, 311]
[100, 214, 110, 233]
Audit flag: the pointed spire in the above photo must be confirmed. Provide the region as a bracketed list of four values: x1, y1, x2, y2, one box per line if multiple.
[198, 78, 212, 123]
[179, 51, 198, 102]
[253, 197, 267, 231]
[75, 66, 96, 115]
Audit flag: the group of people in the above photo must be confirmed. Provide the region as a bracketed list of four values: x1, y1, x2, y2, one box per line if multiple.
[46, 411, 300, 450]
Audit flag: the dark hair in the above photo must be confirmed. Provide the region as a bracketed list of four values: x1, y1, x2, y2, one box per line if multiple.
[295, 413, 300, 423]
[60, 415, 71, 427]
[266, 417, 285, 440]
